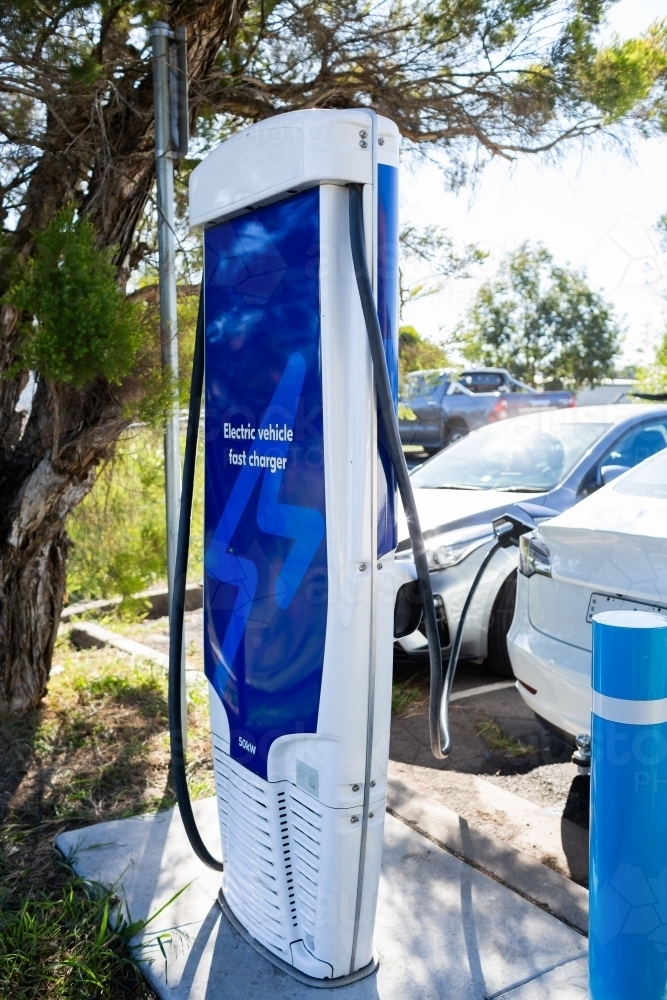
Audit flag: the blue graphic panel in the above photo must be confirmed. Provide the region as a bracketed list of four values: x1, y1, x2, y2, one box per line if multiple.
[377, 164, 399, 557]
[203, 188, 327, 779]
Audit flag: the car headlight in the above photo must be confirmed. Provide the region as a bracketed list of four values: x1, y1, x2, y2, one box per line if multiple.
[424, 525, 494, 571]
[519, 532, 552, 578]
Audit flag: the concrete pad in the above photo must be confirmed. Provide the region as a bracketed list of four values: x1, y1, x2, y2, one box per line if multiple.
[57, 797, 587, 999]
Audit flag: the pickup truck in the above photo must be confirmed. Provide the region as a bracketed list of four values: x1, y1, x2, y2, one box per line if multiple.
[399, 368, 575, 453]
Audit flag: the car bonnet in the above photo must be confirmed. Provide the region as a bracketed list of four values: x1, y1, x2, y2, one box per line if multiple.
[396, 487, 542, 546]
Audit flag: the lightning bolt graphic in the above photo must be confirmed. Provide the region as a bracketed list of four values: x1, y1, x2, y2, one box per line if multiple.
[205, 351, 325, 671]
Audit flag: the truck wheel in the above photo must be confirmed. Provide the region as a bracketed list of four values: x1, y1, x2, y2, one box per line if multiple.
[446, 421, 468, 445]
[487, 571, 517, 678]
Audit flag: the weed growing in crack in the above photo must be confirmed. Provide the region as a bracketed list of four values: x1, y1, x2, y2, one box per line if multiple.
[477, 720, 535, 758]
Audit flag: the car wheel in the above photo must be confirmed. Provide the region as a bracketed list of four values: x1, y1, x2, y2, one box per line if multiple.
[446, 421, 468, 445]
[487, 570, 517, 678]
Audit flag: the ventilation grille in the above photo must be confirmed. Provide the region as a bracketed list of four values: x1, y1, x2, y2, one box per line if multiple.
[288, 792, 322, 938]
[278, 790, 298, 929]
[212, 741, 288, 957]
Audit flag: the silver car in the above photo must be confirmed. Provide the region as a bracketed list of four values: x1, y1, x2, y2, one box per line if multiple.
[396, 404, 667, 675]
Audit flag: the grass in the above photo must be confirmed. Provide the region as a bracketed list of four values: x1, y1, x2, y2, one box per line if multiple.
[0, 639, 215, 998]
[392, 675, 426, 715]
[65, 426, 203, 613]
[477, 720, 535, 758]
[1, 871, 146, 998]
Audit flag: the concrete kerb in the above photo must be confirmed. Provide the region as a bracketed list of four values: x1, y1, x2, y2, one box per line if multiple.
[64, 620, 204, 688]
[66, 621, 168, 670]
[386, 775, 588, 936]
[61, 582, 203, 621]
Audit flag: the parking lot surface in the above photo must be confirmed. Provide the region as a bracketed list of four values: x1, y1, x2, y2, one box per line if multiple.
[392, 651, 589, 885]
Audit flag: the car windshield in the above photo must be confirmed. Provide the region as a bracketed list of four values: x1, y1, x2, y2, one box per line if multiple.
[410, 416, 611, 492]
[614, 449, 667, 499]
[401, 370, 449, 398]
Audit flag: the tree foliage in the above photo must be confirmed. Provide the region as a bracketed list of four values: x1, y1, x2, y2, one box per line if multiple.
[67, 426, 203, 610]
[635, 330, 667, 397]
[399, 326, 449, 385]
[399, 225, 487, 314]
[638, 213, 667, 396]
[217, 2, 667, 180]
[454, 242, 621, 386]
[8, 206, 143, 387]
[2, 4, 667, 265]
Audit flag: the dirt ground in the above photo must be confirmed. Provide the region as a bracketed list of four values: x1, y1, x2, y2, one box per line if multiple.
[0, 617, 591, 997]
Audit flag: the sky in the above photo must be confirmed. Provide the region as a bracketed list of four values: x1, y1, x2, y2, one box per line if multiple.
[400, 0, 667, 370]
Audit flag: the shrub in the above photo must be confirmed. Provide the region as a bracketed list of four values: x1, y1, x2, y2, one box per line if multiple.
[9, 205, 143, 386]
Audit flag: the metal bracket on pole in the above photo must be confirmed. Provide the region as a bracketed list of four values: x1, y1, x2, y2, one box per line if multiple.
[171, 27, 189, 161]
[152, 21, 189, 747]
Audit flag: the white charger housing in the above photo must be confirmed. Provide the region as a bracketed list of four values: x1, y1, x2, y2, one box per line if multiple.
[190, 108, 400, 984]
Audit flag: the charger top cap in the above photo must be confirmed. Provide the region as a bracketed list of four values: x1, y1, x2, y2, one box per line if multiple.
[189, 108, 400, 230]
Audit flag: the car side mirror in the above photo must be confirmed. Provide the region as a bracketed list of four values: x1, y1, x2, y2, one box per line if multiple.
[600, 464, 630, 485]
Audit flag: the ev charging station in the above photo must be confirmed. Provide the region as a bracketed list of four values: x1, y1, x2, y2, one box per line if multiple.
[169, 107, 532, 986]
[174, 108, 420, 985]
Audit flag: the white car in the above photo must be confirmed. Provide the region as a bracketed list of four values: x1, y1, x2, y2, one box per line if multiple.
[508, 448, 667, 742]
[396, 404, 667, 676]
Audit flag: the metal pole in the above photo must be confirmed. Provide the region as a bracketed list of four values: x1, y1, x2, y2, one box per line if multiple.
[152, 22, 187, 747]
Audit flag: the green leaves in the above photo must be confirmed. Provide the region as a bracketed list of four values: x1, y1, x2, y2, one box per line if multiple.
[399, 326, 450, 389]
[0, 873, 146, 998]
[8, 205, 143, 387]
[579, 28, 667, 121]
[66, 430, 171, 604]
[454, 241, 621, 386]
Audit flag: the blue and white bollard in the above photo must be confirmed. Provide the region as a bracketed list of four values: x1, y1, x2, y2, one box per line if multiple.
[590, 610, 667, 999]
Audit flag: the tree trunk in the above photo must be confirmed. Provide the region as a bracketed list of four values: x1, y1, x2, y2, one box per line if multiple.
[0, 528, 68, 715]
[0, 361, 126, 713]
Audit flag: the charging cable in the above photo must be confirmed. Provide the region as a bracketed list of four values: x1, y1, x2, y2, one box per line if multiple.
[170, 182, 519, 867]
[168, 291, 224, 871]
[438, 513, 536, 756]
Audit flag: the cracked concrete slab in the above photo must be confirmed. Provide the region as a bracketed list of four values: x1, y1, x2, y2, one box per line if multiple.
[491, 956, 588, 998]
